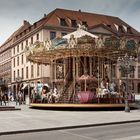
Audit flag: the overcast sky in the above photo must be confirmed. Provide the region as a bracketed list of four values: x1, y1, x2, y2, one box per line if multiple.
[0, 0, 140, 45]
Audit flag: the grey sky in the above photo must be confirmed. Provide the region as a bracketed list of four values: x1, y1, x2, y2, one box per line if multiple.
[0, 0, 140, 45]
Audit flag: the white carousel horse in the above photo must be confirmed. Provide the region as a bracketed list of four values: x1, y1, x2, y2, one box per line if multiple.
[97, 88, 110, 97]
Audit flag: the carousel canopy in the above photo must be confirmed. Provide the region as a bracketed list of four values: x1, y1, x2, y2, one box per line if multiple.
[77, 74, 97, 82]
[25, 26, 139, 65]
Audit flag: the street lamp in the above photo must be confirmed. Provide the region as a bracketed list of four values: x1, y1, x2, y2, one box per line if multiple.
[117, 53, 136, 112]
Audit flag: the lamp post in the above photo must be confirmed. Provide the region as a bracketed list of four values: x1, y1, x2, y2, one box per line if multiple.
[117, 53, 136, 112]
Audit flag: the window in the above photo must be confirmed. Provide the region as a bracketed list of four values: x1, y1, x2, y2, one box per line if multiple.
[71, 20, 77, 27]
[31, 65, 34, 78]
[21, 55, 24, 64]
[22, 68, 24, 79]
[13, 71, 15, 81]
[50, 31, 56, 40]
[13, 58, 15, 67]
[13, 47, 15, 55]
[17, 56, 19, 66]
[37, 65, 39, 76]
[138, 66, 140, 78]
[61, 32, 67, 36]
[26, 40, 28, 46]
[36, 33, 39, 40]
[60, 18, 67, 26]
[130, 71, 134, 78]
[17, 69, 19, 77]
[26, 66, 28, 79]
[17, 46, 20, 53]
[82, 21, 88, 27]
[17, 45, 19, 52]
[31, 37, 33, 44]
[21, 43, 23, 50]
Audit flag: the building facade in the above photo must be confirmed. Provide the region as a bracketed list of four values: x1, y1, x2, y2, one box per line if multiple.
[0, 8, 140, 94]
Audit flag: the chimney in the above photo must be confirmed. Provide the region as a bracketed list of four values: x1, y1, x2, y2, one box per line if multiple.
[44, 14, 47, 17]
[78, 9, 81, 12]
[23, 20, 28, 25]
[23, 20, 30, 26]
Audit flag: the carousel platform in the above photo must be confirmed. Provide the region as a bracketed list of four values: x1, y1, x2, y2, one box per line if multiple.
[30, 103, 137, 110]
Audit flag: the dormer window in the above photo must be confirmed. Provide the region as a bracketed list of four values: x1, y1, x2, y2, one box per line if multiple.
[20, 33, 22, 37]
[118, 25, 125, 33]
[127, 27, 133, 34]
[29, 27, 31, 32]
[24, 30, 26, 35]
[60, 18, 67, 26]
[61, 32, 67, 36]
[82, 21, 88, 27]
[71, 20, 77, 27]
[107, 24, 111, 28]
[50, 31, 56, 40]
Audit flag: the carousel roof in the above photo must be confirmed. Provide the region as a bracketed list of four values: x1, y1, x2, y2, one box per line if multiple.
[25, 27, 139, 65]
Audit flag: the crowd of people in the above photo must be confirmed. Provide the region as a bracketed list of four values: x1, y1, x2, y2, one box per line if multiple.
[0, 81, 60, 106]
[0, 88, 25, 106]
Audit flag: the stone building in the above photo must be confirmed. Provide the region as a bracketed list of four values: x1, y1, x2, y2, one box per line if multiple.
[0, 8, 140, 94]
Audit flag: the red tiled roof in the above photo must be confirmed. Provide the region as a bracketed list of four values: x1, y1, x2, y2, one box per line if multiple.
[1, 20, 30, 46]
[1, 8, 140, 47]
[10, 8, 140, 41]
[42, 8, 140, 35]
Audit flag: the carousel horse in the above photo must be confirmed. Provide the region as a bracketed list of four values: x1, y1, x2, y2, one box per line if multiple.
[97, 88, 110, 97]
[40, 87, 60, 103]
[46, 90, 60, 103]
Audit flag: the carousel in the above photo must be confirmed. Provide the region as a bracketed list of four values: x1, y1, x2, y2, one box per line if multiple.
[26, 26, 138, 109]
